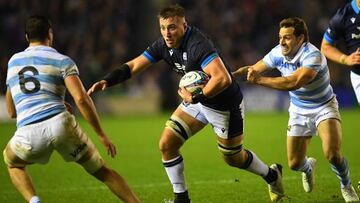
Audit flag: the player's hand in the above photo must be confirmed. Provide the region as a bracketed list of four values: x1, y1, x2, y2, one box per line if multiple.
[98, 134, 117, 158]
[232, 66, 251, 77]
[344, 48, 360, 66]
[64, 101, 74, 114]
[87, 80, 108, 95]
[247, 67, 260, 83]
[178, 86, 192, 103]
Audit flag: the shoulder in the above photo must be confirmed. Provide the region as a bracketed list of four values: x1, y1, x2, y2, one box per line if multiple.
[330, 2, 354, 22]
[187, 27, 216, 52]
[150, 37, 166, 48]
[303, 43, 321, 56]
[300, 43, 323, 64]
[188, 27, 213, 45]
[8, 51, 24, 64]
[267, 45, 282, 57]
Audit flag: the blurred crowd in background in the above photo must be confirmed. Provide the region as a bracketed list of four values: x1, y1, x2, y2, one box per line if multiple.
[0, 0, 355, 111]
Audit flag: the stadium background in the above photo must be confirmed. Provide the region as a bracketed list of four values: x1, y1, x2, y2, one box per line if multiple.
[1, 1, 360, 203]
[0, 0, 356, 117]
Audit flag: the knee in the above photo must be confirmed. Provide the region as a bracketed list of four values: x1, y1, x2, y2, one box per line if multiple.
[223, 156, 241, 168]
[92, 166, 112, 182]
[159, 138, 170, 154]
[158, 136, 180, 156]
[3, 145, 26, 168]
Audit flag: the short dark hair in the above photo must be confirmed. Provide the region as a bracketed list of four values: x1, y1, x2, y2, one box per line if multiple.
[25, 15, 52, 42]
[279, 17, 309, 42]
[158, 4, 185, 19]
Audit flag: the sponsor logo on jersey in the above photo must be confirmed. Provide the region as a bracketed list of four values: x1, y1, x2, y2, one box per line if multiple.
[183, 52, 187, 60]
[174, 62, 186, 72]
[351, 17, 356, 24]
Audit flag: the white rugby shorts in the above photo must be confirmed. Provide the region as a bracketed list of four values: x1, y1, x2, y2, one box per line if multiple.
[179, 101, 244, 139]
[8, 111, 100, 164]
[350, 71, 360, 104]
[287, 96, 341, 137]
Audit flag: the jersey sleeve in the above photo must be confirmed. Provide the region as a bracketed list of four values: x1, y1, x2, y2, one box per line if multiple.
[190, 40, 218, 69]
[323, 8, 344, 45]
[142, 38, 164, 63]
[262, 47, 279, 69]
[61, 57, 79, 78]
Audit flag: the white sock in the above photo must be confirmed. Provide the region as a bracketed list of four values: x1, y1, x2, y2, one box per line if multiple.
[29, 196, 41, 203]
[296, 157, 312, 174]
[163, 155, 187, 193]
[243, 150, 269, 177]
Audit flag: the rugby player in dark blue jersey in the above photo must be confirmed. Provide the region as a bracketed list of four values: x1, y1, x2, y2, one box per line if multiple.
[322, 0, 360, 105]
[88, 4, 284, 202]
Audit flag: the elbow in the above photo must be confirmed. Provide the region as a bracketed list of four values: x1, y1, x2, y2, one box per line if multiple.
[7, 109, 16, 119]
[74, 94, 89, 106]
[222, 74, 232, 88]
[75, 97, 86, 106]
[9, 112, 16, 119]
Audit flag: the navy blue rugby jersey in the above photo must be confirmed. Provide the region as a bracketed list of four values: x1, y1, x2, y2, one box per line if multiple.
[143, 26, 242, 110]
[324, 0, 360, 74]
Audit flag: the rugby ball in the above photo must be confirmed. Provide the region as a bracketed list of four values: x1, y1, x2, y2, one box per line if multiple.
[179, 71, 209, 93]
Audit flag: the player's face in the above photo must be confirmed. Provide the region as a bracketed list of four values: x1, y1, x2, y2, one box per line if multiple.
[159, 16, 187, 48]
[279, 27, 304, 57]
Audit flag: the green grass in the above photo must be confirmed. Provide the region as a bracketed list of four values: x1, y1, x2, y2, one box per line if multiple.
[1, 110, 359, 203]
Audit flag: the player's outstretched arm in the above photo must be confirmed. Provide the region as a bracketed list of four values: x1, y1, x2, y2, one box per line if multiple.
[5, 89, 16, 118]
[321, 39, 360, 66]
[232, 66, 251, 77]
[65, 75, 116, 157]
[249, 67, 316, 91]
[87, 80, 108, 95]
[87, 55, 152, 96]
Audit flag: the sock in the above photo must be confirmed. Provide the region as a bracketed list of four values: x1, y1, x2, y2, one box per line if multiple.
[295, 157, 313, 174]
[331, 158, 350, 188]
[241, 150, 270, 177]
[174, 190, 190, 203]
[29, 196, 41, 203]
[264, 167, 278, 184]
[163, 155, 187, 193]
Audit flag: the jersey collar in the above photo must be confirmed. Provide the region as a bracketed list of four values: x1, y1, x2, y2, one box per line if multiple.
[285, 42, 307, 64]
[178, 26, 192, 49]
[351, 0, 360, 14]
[25, 45, 58, 53]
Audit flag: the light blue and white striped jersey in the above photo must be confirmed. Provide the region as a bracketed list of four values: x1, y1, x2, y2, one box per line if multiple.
[6, 45, 79, 127]
[263, 42, 334, 109]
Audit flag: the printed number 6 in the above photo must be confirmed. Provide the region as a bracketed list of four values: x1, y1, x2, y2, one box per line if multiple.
[19, 66, 40, 94]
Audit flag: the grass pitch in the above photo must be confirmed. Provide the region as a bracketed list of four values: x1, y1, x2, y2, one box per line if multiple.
[1, 110, 359, 202]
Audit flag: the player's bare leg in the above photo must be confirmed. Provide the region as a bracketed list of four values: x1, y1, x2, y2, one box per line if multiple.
[77, 150, 140, 203]
[218, 135, 284, 201]
[3, 145, 39, 202]
[318, 119, 359, 202]
[287, 136, 316, 193]
[159, 107, 205, 203]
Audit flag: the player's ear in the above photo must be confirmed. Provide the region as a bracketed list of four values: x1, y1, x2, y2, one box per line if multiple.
[48, 28, 54, 45]
[184, 21, 187, 30]
[25, 34, 29, 43]
[299, 34, 305, 44]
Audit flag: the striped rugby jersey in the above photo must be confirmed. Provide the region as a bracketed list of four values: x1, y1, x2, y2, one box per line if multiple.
[263, 42, 334, 109]
[6, 45, 78, 127]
